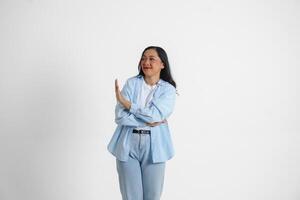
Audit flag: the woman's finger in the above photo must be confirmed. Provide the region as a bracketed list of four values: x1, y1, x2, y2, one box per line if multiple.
[115, 79, 119, 91]
[114, 79, 119, 101]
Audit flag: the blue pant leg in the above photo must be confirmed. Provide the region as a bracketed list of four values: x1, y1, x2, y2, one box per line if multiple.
[116, 158, 143, 200]
[141, 161, 165, 200]
[139, 134, 166, 200]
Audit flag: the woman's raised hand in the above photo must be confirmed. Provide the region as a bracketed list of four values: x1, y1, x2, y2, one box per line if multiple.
[115, 79, 131, 110]
[115, 79, 122, 102]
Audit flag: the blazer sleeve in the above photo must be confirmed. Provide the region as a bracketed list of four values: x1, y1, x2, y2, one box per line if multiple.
[114, 79, 146, 127]
[128, 84, 176, 123]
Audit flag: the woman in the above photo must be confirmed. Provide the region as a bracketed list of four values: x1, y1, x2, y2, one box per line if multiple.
[107, 46, 177, 200]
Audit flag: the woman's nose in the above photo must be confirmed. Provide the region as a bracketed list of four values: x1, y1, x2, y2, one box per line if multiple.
[143, 59, 150, 65]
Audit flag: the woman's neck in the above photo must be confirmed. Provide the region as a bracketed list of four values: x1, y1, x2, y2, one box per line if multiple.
[144, 75, 160, 86]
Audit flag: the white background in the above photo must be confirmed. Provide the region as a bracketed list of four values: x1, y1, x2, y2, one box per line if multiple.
[0, 0, 299, 199]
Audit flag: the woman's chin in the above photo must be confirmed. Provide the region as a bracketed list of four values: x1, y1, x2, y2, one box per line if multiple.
[142, 71, 152, 76]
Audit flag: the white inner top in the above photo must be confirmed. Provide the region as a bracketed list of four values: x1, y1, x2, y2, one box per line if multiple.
[135, 78, 158, 130]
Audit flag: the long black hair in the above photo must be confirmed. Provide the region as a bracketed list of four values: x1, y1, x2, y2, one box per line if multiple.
[138, 46, 177, 89]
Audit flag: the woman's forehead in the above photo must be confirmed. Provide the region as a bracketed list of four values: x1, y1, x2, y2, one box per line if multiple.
[143, 49, 158, 57]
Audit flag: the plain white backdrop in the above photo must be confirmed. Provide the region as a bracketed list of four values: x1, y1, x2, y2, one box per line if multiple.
[0, 0, 299, 199]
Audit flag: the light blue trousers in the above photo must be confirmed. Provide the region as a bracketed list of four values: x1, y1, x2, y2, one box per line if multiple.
[116, 133, 166, 200]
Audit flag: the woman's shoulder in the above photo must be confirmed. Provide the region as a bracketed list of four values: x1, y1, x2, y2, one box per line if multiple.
[126, 74, 142, 85]
[159, 79, 176, 91]
[127, 74, 142, 81]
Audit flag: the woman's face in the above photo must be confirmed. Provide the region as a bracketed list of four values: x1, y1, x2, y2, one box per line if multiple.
[140, 49, 164, 78]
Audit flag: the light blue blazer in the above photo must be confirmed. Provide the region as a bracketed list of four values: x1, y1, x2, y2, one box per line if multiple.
[107, 74, 176, 163]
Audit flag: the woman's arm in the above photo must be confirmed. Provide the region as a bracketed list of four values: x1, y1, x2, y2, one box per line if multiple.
[115, 79, 176, 124]
[114, 79, 147, 127]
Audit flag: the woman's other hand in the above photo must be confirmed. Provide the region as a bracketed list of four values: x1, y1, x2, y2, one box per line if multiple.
[146, 119, 167, 127]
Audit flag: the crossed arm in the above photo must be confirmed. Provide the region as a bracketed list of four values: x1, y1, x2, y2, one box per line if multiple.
[114, 79, 174, 127]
